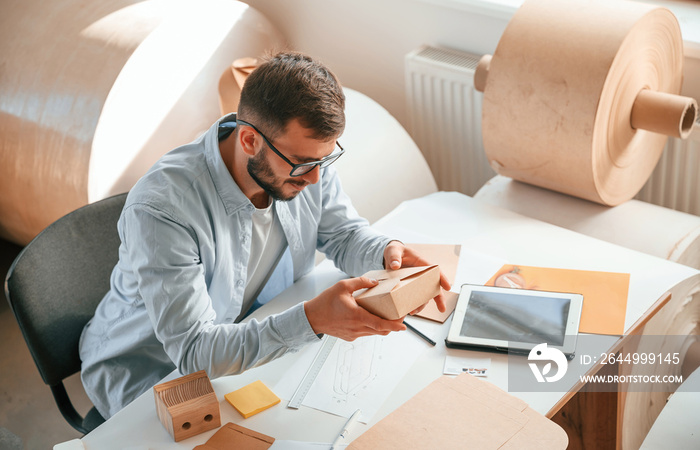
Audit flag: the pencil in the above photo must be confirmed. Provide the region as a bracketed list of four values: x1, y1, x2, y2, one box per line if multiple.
[404, 320, 436, 346]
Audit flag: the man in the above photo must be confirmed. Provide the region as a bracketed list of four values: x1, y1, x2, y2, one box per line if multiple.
[80, 51, 449, 419]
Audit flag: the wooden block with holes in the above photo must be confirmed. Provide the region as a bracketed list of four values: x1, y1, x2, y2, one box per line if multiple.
[153, 370, 221, 442]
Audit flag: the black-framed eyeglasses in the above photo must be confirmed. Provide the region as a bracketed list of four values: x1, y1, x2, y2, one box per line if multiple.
[237, 119, 344, 177]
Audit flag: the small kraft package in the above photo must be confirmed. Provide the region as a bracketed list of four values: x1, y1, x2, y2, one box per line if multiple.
[355, 265, 441, 320]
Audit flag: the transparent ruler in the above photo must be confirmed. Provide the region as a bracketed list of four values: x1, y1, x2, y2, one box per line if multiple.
[287, 335, 338, 409]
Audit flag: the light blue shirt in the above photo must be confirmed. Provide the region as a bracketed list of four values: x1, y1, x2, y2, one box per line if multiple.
[79, 114, 391, 419]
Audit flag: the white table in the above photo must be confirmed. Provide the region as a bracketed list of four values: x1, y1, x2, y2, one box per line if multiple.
[78, 192, 699, 449]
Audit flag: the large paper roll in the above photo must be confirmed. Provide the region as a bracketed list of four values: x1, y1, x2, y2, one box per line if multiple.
[476, 0, 697, 206]
[0, 0, 283, 245]
[619, 275, 700, 450]
[475, 176, 700, 269]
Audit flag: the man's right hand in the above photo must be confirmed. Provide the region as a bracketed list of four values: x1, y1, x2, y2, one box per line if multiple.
[303, 277, 406, 341]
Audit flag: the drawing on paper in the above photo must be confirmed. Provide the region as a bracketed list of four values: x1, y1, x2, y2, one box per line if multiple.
[332, 338, 382, 404]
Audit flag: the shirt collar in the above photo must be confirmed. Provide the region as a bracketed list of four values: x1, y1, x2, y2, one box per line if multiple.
[205, 113, 254, 215]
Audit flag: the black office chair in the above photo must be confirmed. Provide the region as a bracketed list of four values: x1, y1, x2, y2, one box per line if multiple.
[4, 192, 127, 434]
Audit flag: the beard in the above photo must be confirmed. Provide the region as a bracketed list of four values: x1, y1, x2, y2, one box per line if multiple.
[247, 148, 308, 201]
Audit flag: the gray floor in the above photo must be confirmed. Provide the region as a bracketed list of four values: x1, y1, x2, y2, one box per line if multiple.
[0, 238, 93, 449]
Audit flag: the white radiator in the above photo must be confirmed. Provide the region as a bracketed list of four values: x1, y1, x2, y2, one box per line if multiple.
[636, 125, 700, 216]
[405, 45, 700, 215]
[405, 46, 495, 195]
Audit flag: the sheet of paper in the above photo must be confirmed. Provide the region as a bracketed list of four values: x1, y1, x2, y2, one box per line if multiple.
[276, 330, 426, 423]
[454, 247, 509, 287]
[486, 264, 630, 335]
[443, 355, 491, 377]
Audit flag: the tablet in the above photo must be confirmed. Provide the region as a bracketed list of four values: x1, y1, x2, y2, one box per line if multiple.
[446, 284, 583, 357]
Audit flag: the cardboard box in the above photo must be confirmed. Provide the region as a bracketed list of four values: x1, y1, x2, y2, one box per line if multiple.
[348, 372, 568, 449]
[356, 265, 440, 320]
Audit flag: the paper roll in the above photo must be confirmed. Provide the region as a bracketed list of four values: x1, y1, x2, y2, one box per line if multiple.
[476, 0, 696, 206]
[619, 274, 700, 449]
[0, 0, 283, 245]
[474, 176, 700, 269]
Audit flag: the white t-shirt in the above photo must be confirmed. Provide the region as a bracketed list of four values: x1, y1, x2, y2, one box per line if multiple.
[241, 199, 286, 316]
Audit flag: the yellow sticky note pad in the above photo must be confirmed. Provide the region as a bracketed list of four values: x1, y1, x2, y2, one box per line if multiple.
[224, 380, 281, 419]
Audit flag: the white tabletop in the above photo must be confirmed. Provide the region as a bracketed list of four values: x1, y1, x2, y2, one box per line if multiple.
[78, 192, 698, 449]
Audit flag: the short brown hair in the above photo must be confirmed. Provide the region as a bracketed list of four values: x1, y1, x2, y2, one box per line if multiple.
[237, 52, 345, 141]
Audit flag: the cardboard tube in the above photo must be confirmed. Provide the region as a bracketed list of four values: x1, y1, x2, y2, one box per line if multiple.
[474, 54, 491, 93]
[631, 89, 698, 139]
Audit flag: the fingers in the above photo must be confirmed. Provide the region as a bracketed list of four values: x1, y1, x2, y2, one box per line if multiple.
[306, 277, 410, 339]
[399, 248, 430, 268]
[333, 313, 404, 341]
[349, 295, 407, 333]
[433, 292, 447, 313]
[387, 246, 453, 293]
[409, 304, 427, 315]
[359, 309, 406, 333]
[439, 271, 452, 291]
[383, 240, 404, 270]
[337, 327, 392, 342]
[341, 276, 379, 293]
[397, 247, 452, 311]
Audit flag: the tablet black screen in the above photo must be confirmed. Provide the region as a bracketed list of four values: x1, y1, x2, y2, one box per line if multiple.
[459, 290, 571, 346]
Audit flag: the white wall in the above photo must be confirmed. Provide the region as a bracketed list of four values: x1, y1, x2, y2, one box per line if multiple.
[243, 0, 700, 132]
[242, 0, 509, 129]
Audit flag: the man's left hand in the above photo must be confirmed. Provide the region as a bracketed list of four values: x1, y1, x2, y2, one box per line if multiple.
[383, 241, 452, 314]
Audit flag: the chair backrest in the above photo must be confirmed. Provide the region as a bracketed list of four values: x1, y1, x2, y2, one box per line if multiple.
[4, 193, 127, 387]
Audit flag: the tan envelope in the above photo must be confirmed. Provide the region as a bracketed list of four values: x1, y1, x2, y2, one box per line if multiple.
[193, 422, 274, 450]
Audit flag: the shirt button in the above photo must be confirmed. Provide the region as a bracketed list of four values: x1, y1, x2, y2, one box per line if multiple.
[241, 234, 248, 243]
[236, 280, 244, 288]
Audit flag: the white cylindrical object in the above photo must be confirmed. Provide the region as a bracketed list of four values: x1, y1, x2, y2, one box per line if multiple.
[0, 0, 283, 245]
[335, 88, 438, 224]
[475, 175, 700, 269]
